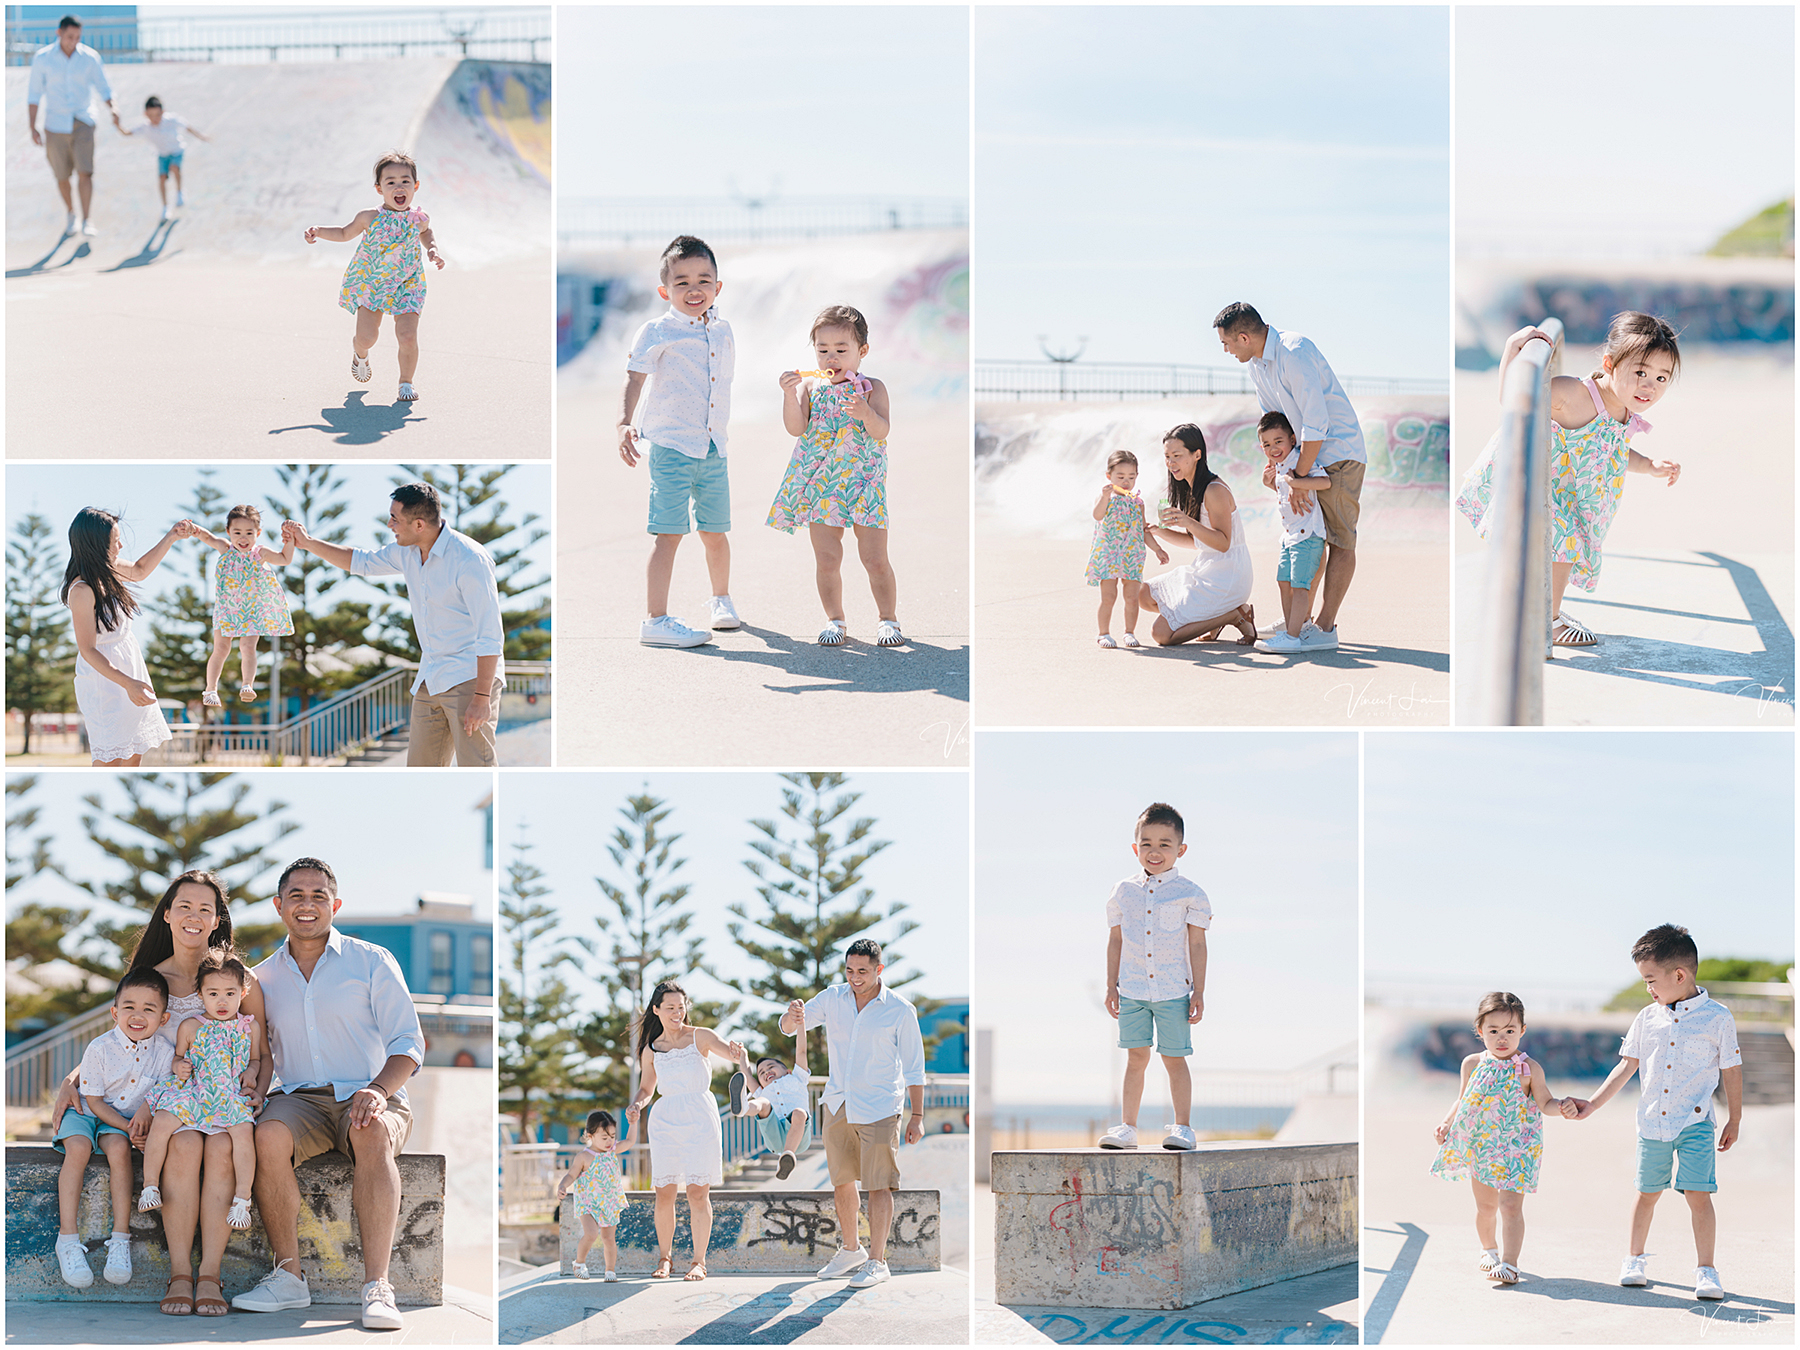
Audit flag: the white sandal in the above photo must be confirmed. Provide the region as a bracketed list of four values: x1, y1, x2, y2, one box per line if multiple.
[238, 685, 256, 703]
[1494, 1262, 1522, 1284]
[1551, 613, 1596, 647]
[1477, 1248, 1502, 1277]
[819, 620, 847, 647]
[138, 1184, 162, 1212]
[875, 620, 905, 648]
[226, 1196, 253, 1230]
[201, 690, 223, 708]
[1120, 632, 1142, 648]
[351, 353, 371, 383]
[1096, 634, 1117, 649]
[398, 382, 418, 401]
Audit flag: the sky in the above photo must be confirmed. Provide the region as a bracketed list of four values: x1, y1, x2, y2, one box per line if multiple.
[496, 771, 971, 1038]
[556, 7, 970, 201]
[6, 771, 495, 948]
[975, 7, 1450, 380]
[1458, 7, 1794, 260]
[973, 731, 1360, 1107]
[5, 462, 552, 649]
[1367, 733, 1794, 1005]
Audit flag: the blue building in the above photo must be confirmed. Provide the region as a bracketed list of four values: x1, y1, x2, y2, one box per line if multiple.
[7, 6, 140, 64]
[922, 997, 968, 1074]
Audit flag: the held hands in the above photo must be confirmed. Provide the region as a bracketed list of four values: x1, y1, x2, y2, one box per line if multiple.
[1261, 462, 1279, 490]
[1560, 1097, 1591, 1120]
[280, 520, 311, 550]
[625, 1100, 643, 1126]
[347, 1086, 387, 1130]
[618, 424, 643, 467]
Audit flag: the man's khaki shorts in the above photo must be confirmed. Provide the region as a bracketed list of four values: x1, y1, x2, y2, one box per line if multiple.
[258, 1087, 412, 1166]
[46, 121, 96, 178]
[1318, 460, 1366, 551]
[822, 1104, 901, 1191]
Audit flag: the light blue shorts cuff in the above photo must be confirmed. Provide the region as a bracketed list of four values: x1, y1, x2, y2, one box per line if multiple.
[1278, 534, 1326, 589]
[1117, 996, 1194, 1056]
[52, 1109, 130, 1153]
[1635, 1120, 1717, 1193]
[647, 440, 731, 535]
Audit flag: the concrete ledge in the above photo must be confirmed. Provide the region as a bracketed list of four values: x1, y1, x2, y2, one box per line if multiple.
[992, 1142, 1357, 1310]
[560, 1188, 940, 1274]
[6, 1143, 444, 1305]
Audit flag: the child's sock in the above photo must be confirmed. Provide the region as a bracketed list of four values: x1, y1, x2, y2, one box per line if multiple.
[113, 1230, 128, 1240]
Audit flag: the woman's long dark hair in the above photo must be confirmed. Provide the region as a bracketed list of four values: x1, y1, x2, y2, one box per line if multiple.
[60, 508, 138, 634]
[635, 979, 690, 1056]
[125, 870, 236, 975]
[1163, 424, 1220, 522]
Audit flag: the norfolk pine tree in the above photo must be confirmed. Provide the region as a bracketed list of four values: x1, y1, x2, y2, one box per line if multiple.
[5, 513, 76, 753]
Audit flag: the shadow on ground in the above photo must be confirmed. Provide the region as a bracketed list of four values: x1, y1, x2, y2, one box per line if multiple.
[268, 392, 427, 446]
[690, 628, 971, 701]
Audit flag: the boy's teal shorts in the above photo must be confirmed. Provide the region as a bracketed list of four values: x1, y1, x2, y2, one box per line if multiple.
[648, 441, 730, 535]
[1636, 1120, 1717, 1193]
[756, 1109, 814, 1155]
[52, 1109, 130, 1154]
[1117, 996, 1193, 1056]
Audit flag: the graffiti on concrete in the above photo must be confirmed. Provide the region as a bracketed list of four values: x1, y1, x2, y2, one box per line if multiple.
[1019, 1312, 1358, 1345]
[744, 1199, 842, 1257]
[1048, 1169, 1183, 1286]
[1214, 413, 1449, 493]
[1519, 279, 1794, 347]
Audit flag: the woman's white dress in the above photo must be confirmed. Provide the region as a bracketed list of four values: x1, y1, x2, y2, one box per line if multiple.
[71, 615, 171, 762]
[648, 1042, 723, 1188]
[1147, 503, 1255, 627]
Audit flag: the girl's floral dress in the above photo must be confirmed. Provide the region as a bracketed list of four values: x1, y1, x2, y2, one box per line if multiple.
[155, 1014, 256, 1133]
[1087, 488, 1149, 584]
[1456, 376, 1649, 592]
[214, 543, 294, 639]
[1431, 1051, 1542, 1193]
[339, 208, 429, 315]
[569, 1145, 629, 1226]
[767, 375, 888, 532]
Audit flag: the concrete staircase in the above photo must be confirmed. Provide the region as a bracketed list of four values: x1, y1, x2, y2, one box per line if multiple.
[1738, 1027, 1795, 1104]
[731, 1136, 827, 1184]
[341, 731, 411, 766]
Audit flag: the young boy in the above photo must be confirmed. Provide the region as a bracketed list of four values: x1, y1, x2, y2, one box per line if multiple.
[1252, 410, 1333, 655]
[1563, 924, 1742, 1301]
[52, 968, 175, 1288]
[619, 234, 740, 648]
[1098, 802, 1211, 1151]
[728, 998, 812, 1179]
[115, 95, 211, 222]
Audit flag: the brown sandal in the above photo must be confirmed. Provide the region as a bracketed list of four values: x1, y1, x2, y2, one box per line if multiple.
[684, 1261, 708, 1281]
[160, 1274, 195, 1316]
[194, 1275, 229, 1316]
[1231, 604, 1258, 646]
[651, 1251, 673, 1279]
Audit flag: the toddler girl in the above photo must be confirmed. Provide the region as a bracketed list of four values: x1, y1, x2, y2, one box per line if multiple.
[556, 1109, 631, 1281]
[186, 505, 294, 707]
[1088, 450, 1171, 648]
[768, 305, 905, 648]
[139, 953, 265, 1230]
[304, 150, 444, 402]
[1457, 311, 1682, 647]
[1431, 991, 1567, 1285]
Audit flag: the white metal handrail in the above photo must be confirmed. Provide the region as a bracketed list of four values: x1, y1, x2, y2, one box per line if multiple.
[975, 359, 1448, 402]
[1472, 316, 1562, 726]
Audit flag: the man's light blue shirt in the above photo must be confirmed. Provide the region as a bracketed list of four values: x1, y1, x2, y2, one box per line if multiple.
[800, 981, 927, 1125]
[28, 42, 113, 134]
[349, 526, 505, 695]
[1248, 326, 1368, 468]
[255, 928, 425, 1103]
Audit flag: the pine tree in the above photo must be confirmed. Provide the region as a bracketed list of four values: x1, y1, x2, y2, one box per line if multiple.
[5, 775, 52, 891]
[722, 773, 931, 1058]
[5, 512, 76, 753]
[265, 465, 378, 717]
[6, 774, 295, 1030]
[498, 827, 585, 1140]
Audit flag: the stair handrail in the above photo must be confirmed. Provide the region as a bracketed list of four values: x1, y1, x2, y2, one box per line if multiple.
[5, 1002, 118, 1108]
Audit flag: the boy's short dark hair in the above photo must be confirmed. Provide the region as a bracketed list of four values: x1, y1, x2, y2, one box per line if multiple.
[117, 967, 169, 1008]
[659, 234, 718, 284]
[1257, 411, 1295, 439]
[1212, 301, 1265, 336]
[278, 856, 339, 896]
[389, 482, 442, 524]
[846, 937, 883, 964]
[1136, 801, 1185, 841]
[144, 96, 163, 111]
[755, 1056, 788, 1079]
[59, 15, 82, 31]
[1631, 924, 1699, 972]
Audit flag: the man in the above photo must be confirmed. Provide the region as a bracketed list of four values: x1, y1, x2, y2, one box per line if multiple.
[284, 481, 505, 766]
[26, 15, 120, 238]
[781, 938, 927, 1289]
[234, 857, 426, 1331]
[1214, 302, 1366, 651]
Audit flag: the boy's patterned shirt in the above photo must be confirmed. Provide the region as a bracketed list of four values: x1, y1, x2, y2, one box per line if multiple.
[1620, 988, 1741, 1141]
[78, 1025, 176, 1117]
[1105, 868, 1212, 1002]
[627, 306, 735, 458]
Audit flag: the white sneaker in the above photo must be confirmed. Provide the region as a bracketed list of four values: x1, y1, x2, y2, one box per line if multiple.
[232, 1259, 311, 1311]
[1097, 1122, 1138, 1149]
[1299, 622, 1340, 651]
[776, 1150, 797, 1180]
[160, 205, 172, 222]
[103, 1233, 132, 1284]
[640, 614, 711, 648]
[63, 211, 76, 236]
[572, 1262, 589, 1279]
[80, 218, 97, 237]
[817, 1245, 868, 1279]
[175, 190, 186, 207]
[848, 1258, 891, 1288]
[1619, 1253, 1649, 1286]
[1695, 1266, 1724, 1300]
[55, 1235, 93, 1288]
[1162, 1124, 1198, 1151]
[361, 1277, 403, 1330]
[709, 594, 742, 630]
[727, 1070, 748, 1116]
[1255, 630, 1307, 654]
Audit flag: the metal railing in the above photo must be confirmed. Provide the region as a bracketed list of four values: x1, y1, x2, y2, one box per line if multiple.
[974, 359, 1447, 403]
[1187, 1042, 1359, 1105]
[559, 197, 969, 248]
[6, 8, 550, 66]
[1470, 317, 1562, 726]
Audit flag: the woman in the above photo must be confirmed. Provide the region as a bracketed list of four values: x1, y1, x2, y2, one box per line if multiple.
[61, 507, 188, 766]
[49, 870, 265, 1316]
[1145, 423, 1257, 646]
[623, 981, 741, 1281]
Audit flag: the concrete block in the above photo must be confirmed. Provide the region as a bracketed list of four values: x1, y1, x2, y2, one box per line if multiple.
[559, 1189, 941, 1275]
[501, 1219, 559, 1266]
[992, 1142, 1357, 1310]
[6, 1144, 444, 1305]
